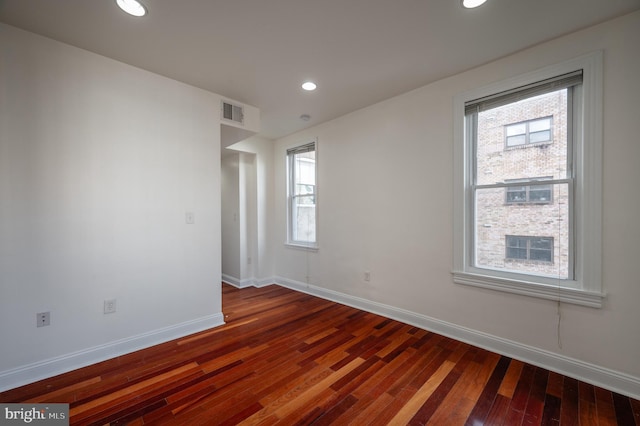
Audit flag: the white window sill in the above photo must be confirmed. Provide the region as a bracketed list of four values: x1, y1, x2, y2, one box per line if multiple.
[285, 242, 319, 252]
[452, 271, 605, 308]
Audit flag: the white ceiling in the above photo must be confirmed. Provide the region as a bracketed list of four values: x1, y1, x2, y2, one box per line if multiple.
[1, 0, 639, 139]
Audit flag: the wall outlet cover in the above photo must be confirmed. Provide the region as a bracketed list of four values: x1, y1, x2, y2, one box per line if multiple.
[37, 312, 50, 327]
[104, 299, 117, 314]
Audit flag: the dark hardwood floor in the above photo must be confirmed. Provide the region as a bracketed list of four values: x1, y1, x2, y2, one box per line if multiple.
[1, 284, 638, 425]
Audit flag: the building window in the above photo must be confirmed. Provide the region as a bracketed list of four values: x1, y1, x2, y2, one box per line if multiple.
[286, 141, 317, 248]
[506, 236, 553, 263]
[505, 116, 553, 147]
[453, 53, 604, 307]
[505, 178, 553, 204]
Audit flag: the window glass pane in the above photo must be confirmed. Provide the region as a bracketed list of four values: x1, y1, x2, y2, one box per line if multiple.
[292, 205, 316, 243]
[530, 237, 553, 262]
[530, 237, 552, 250]
[529, 117, 551, 132]
[529, 130, 551, 143]
[529, 249, 552, 262]
[506, 236, 528, 259]
[295, 194, 315, 205]
[506, 123, 526, 136]
[506, 247, 528, 260]
[475, 184, 569, 278]
[296, 184, 314, 196]
[506, 187, 527, 203]
[476, 89, 568, 185]
[506, 135, 526, 147]
[293, 151, 316, 195]
[506, 236, 528, 248]
[529, 184, 552, 202]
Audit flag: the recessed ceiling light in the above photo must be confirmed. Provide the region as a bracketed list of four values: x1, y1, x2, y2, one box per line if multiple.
[302, 81, 317, 91]
[462, 0, 488, 8]
[116, 0, 147, 17]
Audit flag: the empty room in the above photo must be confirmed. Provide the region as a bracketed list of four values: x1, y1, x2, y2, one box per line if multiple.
[1, 0, 639, 424]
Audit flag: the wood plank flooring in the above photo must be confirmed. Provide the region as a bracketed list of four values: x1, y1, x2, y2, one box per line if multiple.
[1, 284, 638, 425]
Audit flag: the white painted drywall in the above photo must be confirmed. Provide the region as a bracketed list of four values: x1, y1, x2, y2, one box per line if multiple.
[272, 11, 640, 382]
[0, 24, 223, 380]
[239, 153, 257, 282]
[221, 154, 241, 281]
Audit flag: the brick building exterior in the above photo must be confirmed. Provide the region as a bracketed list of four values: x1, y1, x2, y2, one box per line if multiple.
[475, 89, 570, 279]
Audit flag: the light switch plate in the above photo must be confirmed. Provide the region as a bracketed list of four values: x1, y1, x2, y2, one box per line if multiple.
[186, 212, 195, 224]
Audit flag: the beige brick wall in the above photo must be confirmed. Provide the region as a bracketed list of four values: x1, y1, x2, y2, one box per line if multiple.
[475, 90, 570, 278]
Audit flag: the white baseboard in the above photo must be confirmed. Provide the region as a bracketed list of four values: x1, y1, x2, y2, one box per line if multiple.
[222, 274, 275, 289]
[273, 276, 640, 400]
[221, 273, 240, 287]
[0, 313, 225, 393]
[221, 274, 254, 288]
[254, 277, 276, 288]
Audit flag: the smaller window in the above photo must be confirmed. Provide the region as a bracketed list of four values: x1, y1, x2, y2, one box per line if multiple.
[506, 236, 553, 263]
[286, 141, 317, 248]
[505, 117, 552, 147]
[505, 178, 553, 204]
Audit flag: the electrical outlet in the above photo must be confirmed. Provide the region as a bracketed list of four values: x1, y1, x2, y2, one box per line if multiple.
[364, 271, 371, 282]
[104, 299, 117, 314]
[37, 312, 50, 327]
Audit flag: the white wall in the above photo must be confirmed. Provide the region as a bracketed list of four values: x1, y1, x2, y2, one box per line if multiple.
[0, 24, 224, 389]
[272, 11, 640, 395]
[239, 153, 257, 282]
[221, 154, 241, 280]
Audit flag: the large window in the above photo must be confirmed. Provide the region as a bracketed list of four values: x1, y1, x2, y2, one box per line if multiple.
[286, 141, 317, 248]
[471, 84, 572, 280]
[453, 53, 604, 307]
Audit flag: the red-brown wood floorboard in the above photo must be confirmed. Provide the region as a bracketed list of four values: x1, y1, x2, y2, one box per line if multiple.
[0, 284, 637, 425]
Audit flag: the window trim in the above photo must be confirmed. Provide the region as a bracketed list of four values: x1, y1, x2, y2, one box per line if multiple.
[285, 139, 319, 250]
[452, 52, 604, 308]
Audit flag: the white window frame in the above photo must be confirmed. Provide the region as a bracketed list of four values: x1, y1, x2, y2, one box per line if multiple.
[286, 139, 318, 250]
[453, 52, 604, 308]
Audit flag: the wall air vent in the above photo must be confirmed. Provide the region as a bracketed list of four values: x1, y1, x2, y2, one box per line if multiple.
[221, 101, 244, 125]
